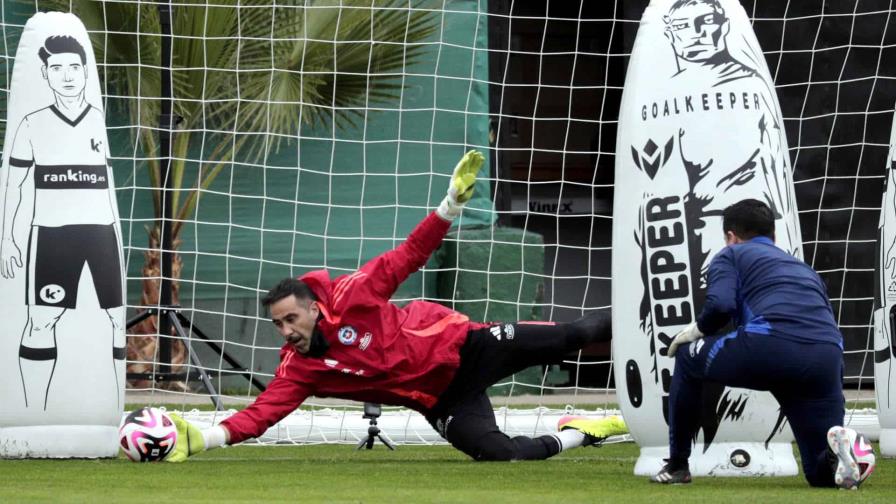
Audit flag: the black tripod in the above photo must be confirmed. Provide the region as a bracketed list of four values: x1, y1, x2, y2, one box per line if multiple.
[356, 403, 396, 450]
[125, 2, 265, 409]
[125, 307, 267, 410]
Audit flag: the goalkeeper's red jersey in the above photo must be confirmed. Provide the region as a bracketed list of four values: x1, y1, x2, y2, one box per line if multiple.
[221, 212, 486, 443]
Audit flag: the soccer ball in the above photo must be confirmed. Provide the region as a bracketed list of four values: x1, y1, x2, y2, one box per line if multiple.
[119, 407, 178, 462]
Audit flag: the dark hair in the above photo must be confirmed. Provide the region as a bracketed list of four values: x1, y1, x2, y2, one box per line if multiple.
[722, 199, 775, 240]
[670, 0, 725, 13]
[261, 277, 318, 307]
[38, 35, 87, 65]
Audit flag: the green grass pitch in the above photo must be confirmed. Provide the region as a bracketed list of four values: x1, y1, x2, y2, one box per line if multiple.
[1, 443, 893, 503]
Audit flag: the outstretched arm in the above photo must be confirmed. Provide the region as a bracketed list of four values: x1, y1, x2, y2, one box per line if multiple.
[167, 376, 311, 462]
[218, 376, 311, 444]
[351, 212, 451, 304]
[339, 150, 485, 304]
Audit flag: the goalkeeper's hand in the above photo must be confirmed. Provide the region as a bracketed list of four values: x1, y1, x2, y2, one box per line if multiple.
[437, 149, 485, 221]
[166, 413, 205, 462]
[666, 322, 704, 358]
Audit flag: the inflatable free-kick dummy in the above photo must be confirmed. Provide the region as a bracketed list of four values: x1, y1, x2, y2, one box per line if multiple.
[0, 12, 125, 458]
[873, 106, 896, 458]
[612, 0, 802, 476]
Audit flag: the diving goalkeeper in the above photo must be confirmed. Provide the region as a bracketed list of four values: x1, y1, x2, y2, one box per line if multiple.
[167, 150, 626, 462]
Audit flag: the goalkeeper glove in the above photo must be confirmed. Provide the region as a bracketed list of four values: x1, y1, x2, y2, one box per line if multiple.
[437, 149, 485, 221]
[666, 322, 704, 358]
[165, 414, 228, 462]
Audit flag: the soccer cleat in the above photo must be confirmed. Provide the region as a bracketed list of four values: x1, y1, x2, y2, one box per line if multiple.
[557, 415, 628, 446]
[650, 459, 692, 484]
[827, 426, 876, 489]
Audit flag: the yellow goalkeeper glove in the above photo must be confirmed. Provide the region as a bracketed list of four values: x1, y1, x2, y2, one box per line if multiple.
[437, 149, 485, 220]
[165, 413, 206, 462]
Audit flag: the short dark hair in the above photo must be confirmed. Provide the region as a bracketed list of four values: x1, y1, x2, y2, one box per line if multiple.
[722, 199, 775, 240]
[38, 35, 87, 65]
[669, 0, 725, 15]
[261, 277, 318, 307]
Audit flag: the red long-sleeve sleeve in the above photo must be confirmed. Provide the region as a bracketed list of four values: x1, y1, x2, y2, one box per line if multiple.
[359, 211, 450, 301]
[325, 212, 451, 312]
[220, 372, 311, 444]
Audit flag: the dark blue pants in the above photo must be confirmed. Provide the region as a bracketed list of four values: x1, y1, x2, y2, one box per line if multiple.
[669, 331, 844, 487]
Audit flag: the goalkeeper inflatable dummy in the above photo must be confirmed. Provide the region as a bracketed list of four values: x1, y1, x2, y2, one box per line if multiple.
[874, 107, 896, 457]
[0, 12, 125, 458]
[612, 0, 801, 476]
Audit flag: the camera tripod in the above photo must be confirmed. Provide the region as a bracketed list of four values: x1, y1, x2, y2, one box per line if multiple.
[356, 402, 396, 450]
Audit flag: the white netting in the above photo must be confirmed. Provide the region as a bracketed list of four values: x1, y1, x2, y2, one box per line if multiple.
[164, 404, 878, 445]
[172, 405, 630, 445]
[1, 1, 893, 443]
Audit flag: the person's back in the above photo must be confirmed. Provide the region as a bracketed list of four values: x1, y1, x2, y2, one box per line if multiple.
[712, 236, 841, 347]
[655, 198, 875, 490]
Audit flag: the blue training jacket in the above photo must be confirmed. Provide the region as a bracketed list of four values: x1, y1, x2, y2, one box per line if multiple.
[696, 236, 843, 347]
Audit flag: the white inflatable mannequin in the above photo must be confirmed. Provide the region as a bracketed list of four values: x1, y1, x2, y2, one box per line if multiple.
[0, 12, 125, 458]
[612, 0, 801, 476]
[873, 106, 896, 458]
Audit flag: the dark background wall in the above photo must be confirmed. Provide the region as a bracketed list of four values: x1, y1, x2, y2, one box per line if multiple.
[489, 0, 896, 385]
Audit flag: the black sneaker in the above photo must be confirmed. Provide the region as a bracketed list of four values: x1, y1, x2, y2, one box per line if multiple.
[650, 459, 692, 484]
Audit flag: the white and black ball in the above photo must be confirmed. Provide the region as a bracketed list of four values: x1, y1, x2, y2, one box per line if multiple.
[119, 407, 178, 462]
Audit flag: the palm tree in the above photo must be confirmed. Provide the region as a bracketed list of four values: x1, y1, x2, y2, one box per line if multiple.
[33, 0, 437, 388]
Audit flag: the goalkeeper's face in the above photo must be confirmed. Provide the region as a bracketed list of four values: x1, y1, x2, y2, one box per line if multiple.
[270, 295, 320, 354]
[665, 1, 728, 63]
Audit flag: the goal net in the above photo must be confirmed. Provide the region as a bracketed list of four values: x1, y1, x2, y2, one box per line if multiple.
[0, 0, 889, 444]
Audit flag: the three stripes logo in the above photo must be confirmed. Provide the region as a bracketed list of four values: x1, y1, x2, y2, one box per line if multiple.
[631, 136, 675, 180]
[333, 271, 367, 306]
[689, 338, 705, 358]
[489, 324, 515, 341]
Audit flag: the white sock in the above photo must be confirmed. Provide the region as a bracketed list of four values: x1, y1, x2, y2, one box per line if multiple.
[201, 425, 228, 451]
[553, 429, 587, 452]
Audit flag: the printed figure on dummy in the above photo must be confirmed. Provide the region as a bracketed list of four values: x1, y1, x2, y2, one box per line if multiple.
[0, 35, 124, 410]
